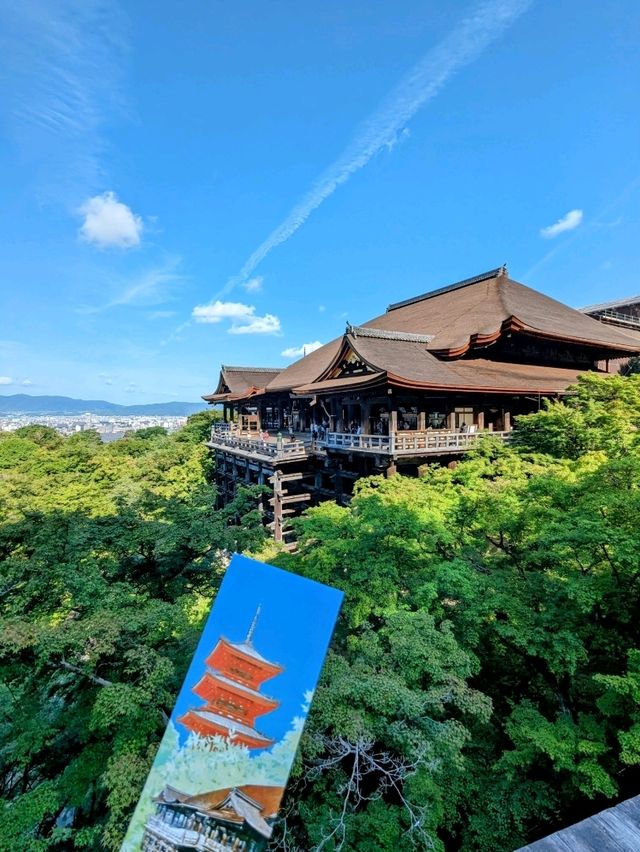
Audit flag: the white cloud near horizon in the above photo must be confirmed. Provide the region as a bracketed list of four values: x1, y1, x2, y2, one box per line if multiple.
[281, 340, 324, 358]
[540, 209, 584, 239]
[217, 0, 532, 296]
[0, 377, 14, 385]
[192, 300, 282, 335]
[78, 191, 144, 249]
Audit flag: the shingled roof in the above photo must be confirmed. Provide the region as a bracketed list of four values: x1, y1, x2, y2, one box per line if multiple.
[154, 783, 285, 840]
[265, 337, 343, 392]
[204, 269, 640, 402]
[203, 365, 282, 402]
[292, 329, 587, 396]
[364, 266, 640, 356]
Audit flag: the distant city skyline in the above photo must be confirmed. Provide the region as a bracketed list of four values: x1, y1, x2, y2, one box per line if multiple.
[1, 1, 639, 403]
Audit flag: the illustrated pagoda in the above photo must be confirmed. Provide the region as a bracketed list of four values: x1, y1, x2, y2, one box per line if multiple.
[177, 607, 284, 750]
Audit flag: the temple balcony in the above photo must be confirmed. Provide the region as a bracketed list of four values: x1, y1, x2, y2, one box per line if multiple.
[321, 429, 512, 456]
[208, 426, 310, 463]
[144, 816, 236, 851]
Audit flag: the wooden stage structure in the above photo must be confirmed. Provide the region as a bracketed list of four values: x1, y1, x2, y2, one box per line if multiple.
[204, 266, 640, 542]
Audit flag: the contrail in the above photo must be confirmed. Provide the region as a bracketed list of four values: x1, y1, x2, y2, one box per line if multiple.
[221, 0, 533, 295]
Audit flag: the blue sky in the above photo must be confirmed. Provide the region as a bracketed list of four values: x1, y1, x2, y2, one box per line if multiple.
[172, 554, 343, 748]
[1, 0, 638, 403]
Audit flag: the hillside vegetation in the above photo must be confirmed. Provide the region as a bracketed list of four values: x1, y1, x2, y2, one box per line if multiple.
[1, 377, 640, 850]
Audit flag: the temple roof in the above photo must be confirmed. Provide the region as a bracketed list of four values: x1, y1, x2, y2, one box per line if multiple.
[265, 337, 343, 392]
[188, 784, 284, 819]
[296, 329, 586, 396]
[205, 268, 640, 402]
[203, 365, 282, 402]
[200, 669, 278, 704]
[185, 708, 274, 745]
[293, 372, 387, 395]
[212, 636, 284, 674]
[154, 783, 285, 839]
[365, 266, 640, 356]
[283, 268, 640, 397]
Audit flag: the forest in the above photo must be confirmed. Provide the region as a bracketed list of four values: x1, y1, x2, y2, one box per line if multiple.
[1, 374, 639, 851]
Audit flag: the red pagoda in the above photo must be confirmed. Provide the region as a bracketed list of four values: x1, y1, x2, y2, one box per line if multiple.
[178, 607, 284, 750]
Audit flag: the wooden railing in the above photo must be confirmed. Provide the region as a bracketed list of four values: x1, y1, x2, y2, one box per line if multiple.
[208, 428, 308, 461]
[145, 816, 242, 851]
[321, 430, 511, 455]
[599, 308, 640, 329]
[322, 432, 392, 452]
[209, 426, 511, 459]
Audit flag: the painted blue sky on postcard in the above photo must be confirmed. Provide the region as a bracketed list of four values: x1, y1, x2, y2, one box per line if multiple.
[120, 554, 343, 851]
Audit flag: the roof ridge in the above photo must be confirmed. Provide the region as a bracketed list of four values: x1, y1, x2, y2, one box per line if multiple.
[386, 265, 508, 312]
[222, 365, 281, 372]
[348, 324, 434, 343]
[579, 295, 640, 313]
[494, 271, 513, 317]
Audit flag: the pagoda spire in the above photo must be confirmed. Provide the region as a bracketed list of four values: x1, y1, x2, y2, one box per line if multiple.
[246, 605, 261, 645]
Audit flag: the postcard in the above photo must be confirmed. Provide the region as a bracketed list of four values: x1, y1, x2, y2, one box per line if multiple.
[121, 553, 343, 851]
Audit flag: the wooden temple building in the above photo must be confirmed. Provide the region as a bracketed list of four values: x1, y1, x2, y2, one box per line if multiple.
[178, 609, 283, 750]
[203, 266, 640, 540]
[142, 783, 284, 851]
[581, 293, 640, 332]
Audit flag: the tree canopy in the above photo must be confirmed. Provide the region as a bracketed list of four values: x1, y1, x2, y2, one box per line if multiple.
[0, 412, 264, 850]
[1, 376, 639, 850]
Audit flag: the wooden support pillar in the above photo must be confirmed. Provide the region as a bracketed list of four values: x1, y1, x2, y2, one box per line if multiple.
[386, 461, 398, 477]
[335, 399, 343, 433]
[389, 409, 398, 434]
[272, 470, 283, 543]
[476, 409, 485, 430]
[361, 402, 371, 433]
[334, 469, 343, 504]
[417, 410, 426, 430]
[502, 408, 511, 431]
[446, 411, 456, 430]
[223, 403, 228, 423]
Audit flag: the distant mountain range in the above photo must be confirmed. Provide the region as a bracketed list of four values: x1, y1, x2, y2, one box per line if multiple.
[0, 394, 208, 417]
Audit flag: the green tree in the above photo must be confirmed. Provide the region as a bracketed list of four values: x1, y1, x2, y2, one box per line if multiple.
[0, 424, 265, 850]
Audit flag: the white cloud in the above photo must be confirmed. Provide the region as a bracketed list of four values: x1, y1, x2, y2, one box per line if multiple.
[78, 191, 143, 249]
[192, 300, 282, 335]
[243, 276, 263, 293]
[281, 340, 324, 358]
[0, 377, 14, 385]
[192, 301, 254, 323]
[540, 209, 584, 239]
[21, 378, 33, 386]
[229, 314, 281, 335]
